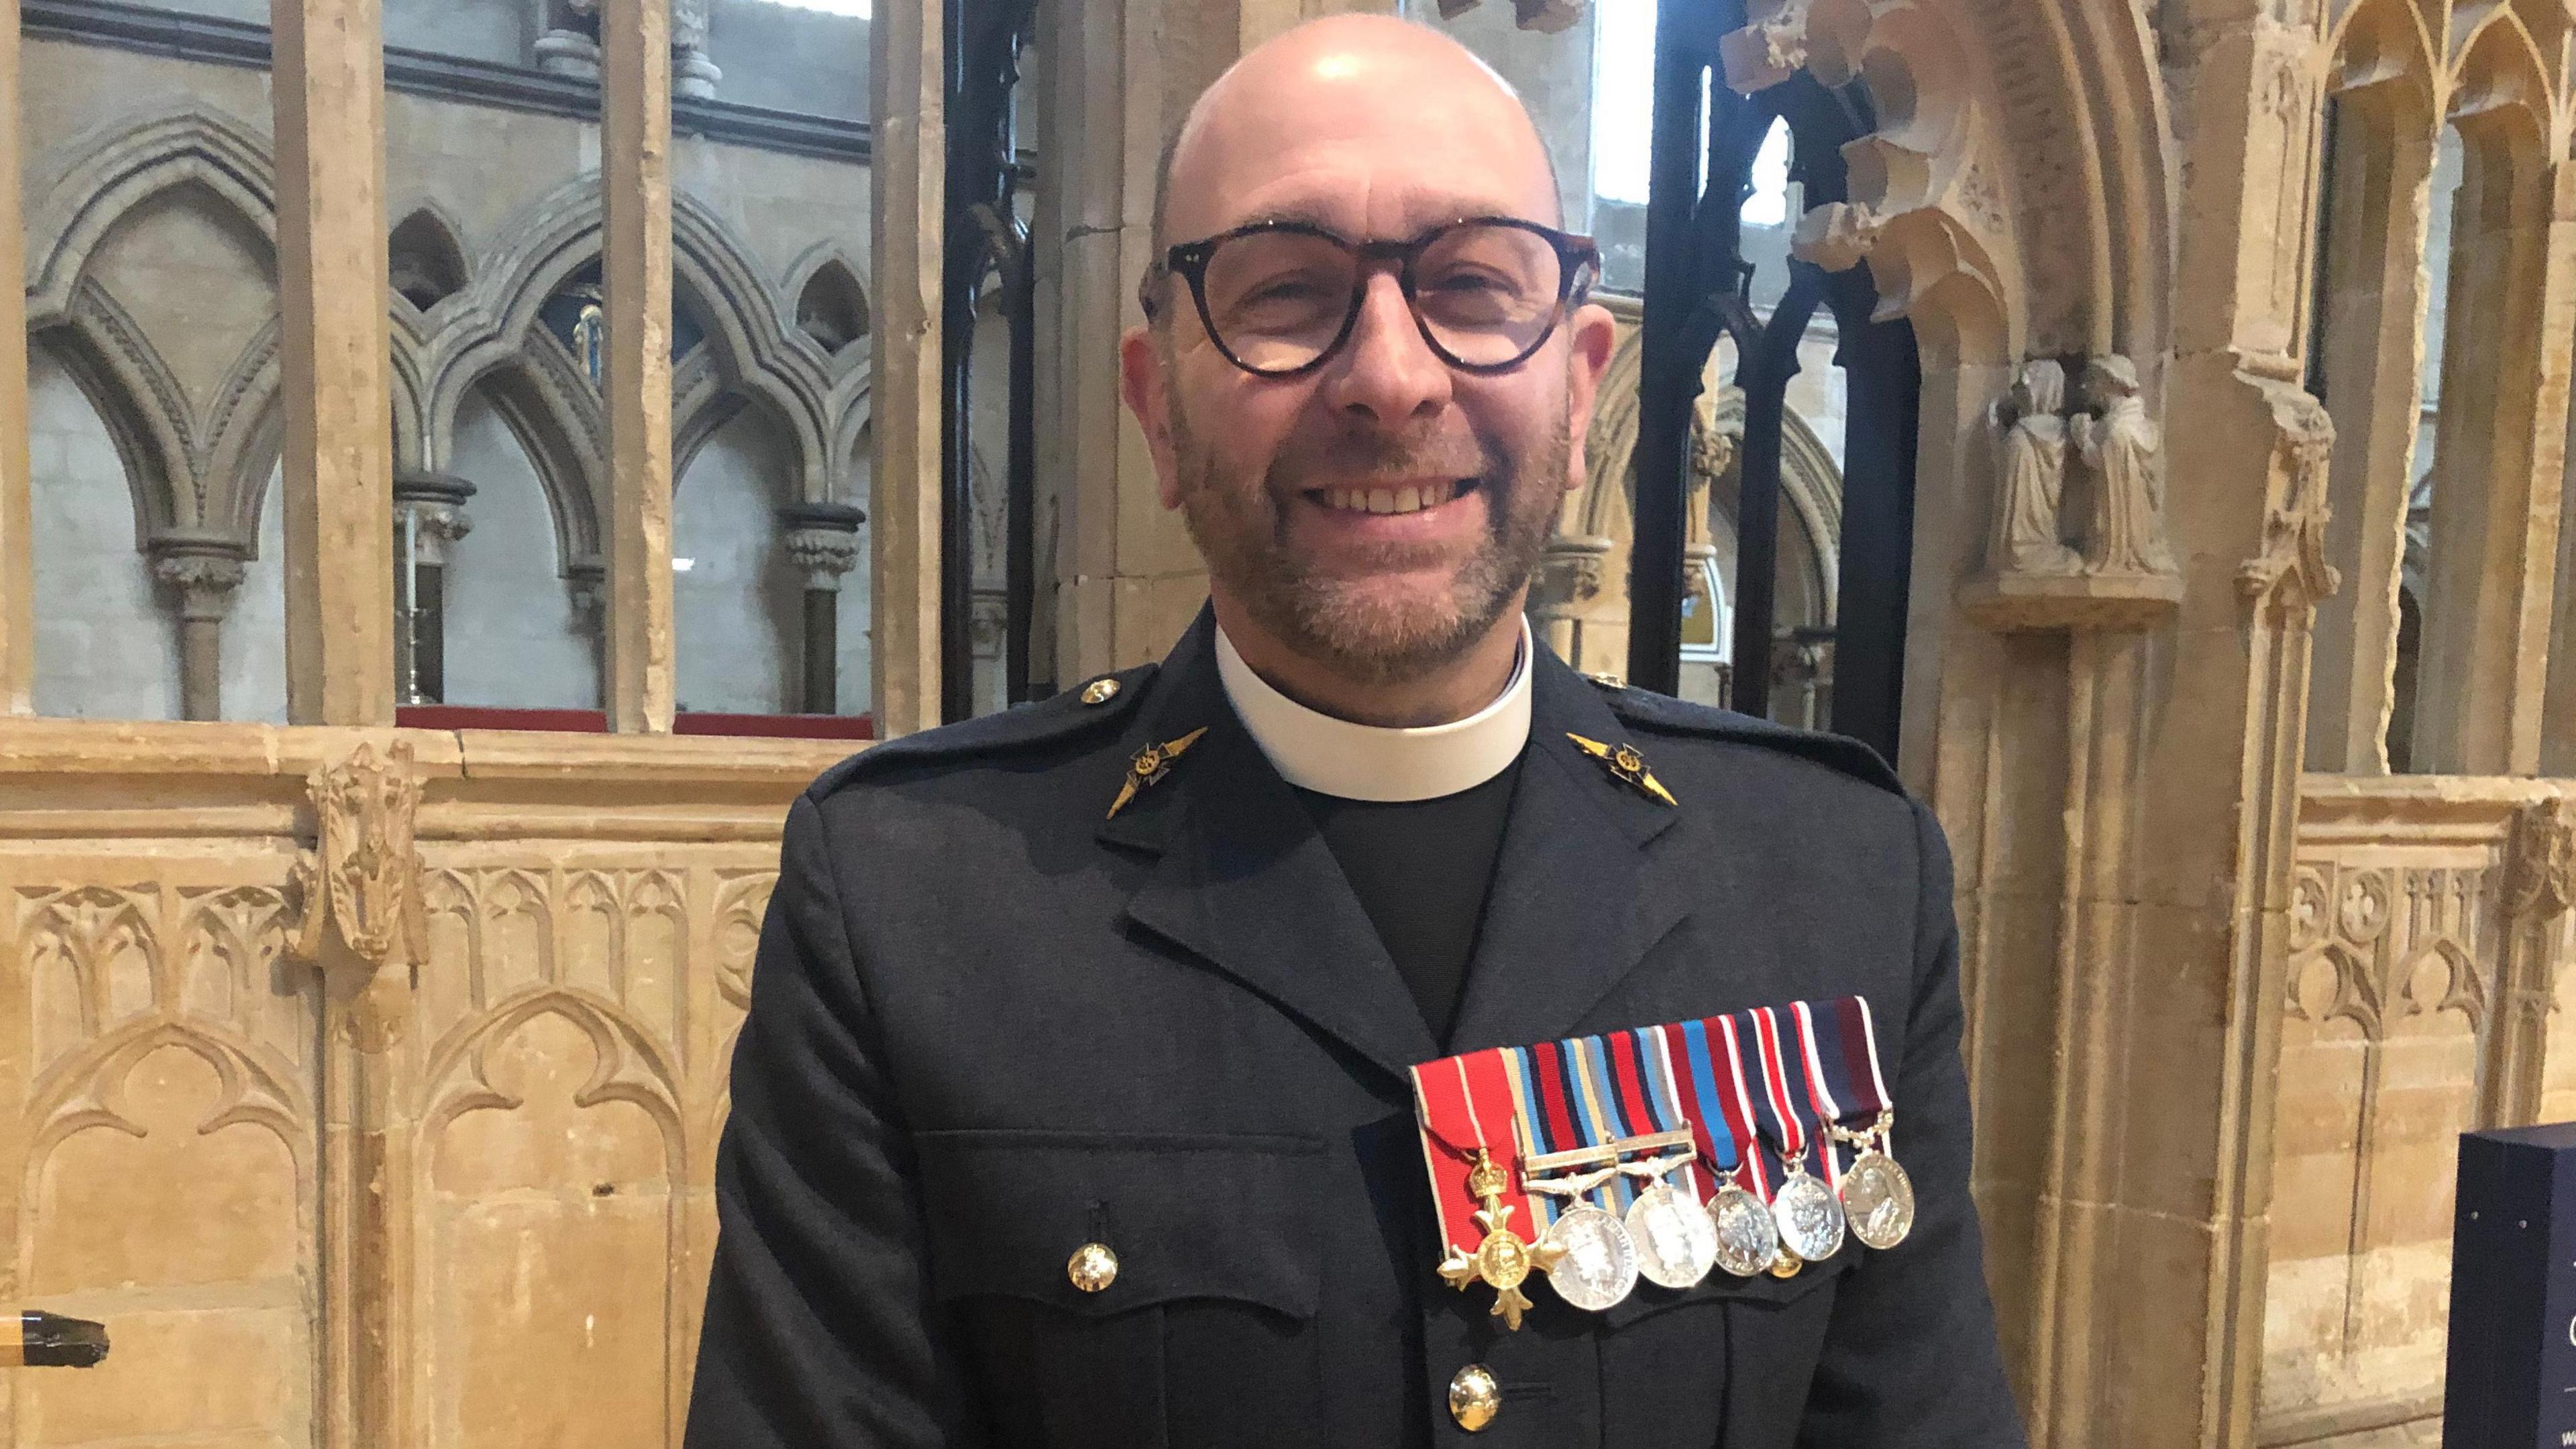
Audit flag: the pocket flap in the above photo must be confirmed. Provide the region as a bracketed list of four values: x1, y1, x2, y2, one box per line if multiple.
[914, 1128, 1324, 1321]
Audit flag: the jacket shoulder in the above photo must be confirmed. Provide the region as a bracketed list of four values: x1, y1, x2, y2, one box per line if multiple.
[805, 662, 1158, 800]
[1591, 679, 1905, 797]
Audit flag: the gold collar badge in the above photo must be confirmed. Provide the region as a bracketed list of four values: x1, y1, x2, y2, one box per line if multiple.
[1566, 733, 1677, 807]
[1106, 727, 1209, 820]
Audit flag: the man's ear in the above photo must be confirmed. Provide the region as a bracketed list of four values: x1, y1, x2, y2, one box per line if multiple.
[1120, 324, 1185, 510]
[1560, 301, 1619, 494]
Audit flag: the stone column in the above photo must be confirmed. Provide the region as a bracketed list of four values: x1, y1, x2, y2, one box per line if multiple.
[0, 0, 31, 716]
[2491, 796, 2575, 1128]
[782, 501, 864, 714]
[149, 532, 251, 722]
[871, 0, 944, 736]
[273, 0, 397, 727]
[394, 471, 475, 705]
[601, 0, 678, 733]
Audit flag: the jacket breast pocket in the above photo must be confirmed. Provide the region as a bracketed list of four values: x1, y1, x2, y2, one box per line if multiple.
[1595, 1251, 1856, 1447]
[914, 1128, 1325, 1449]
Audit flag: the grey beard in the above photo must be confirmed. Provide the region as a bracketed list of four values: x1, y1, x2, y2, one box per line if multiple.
[1169, 407, 1566, 686]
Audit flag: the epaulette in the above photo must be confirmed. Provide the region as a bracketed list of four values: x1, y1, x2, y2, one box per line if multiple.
[1587, 676, 1904, 797]
[807, 661, 1159, 800]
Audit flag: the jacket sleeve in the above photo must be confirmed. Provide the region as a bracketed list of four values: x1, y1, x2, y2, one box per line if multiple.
[1796, 797, 2029, 1448]
[684, 791, 965, 1448]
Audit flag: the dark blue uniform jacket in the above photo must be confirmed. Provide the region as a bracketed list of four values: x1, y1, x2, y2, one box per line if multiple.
[685, 610, 2027, 1448]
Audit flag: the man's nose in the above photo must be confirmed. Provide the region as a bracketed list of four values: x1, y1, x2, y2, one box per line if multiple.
[1322, 270, 1452, 425]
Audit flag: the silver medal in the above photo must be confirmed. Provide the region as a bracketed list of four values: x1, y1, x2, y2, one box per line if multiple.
[1625, 1182, 1719, 1289]
[1840, 1146, 1917, 1250]
[1772, 1167, 1847, 1264]
[1541, 1204, 1639, 1311]
[1707, 1179, 1780, 1279]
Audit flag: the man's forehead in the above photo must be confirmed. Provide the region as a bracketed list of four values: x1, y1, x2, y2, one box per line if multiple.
[1159, 20, 1560, 244]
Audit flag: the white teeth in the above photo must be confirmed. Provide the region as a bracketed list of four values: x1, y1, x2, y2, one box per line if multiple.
[1318, 483, 1460, 514]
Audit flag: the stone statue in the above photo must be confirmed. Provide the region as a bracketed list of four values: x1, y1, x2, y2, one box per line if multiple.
[1984, 359, 2080, 576]
[2071, 354, 2177, 576]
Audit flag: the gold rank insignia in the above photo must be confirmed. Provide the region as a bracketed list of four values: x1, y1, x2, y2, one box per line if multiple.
[1106, 727, 1209, 820]
[1566, 733, 1678, 807]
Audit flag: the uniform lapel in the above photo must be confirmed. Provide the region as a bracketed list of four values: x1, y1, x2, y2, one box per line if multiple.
[1104, 614, 1439, 1083]
[1444, 651, 1690, 1054]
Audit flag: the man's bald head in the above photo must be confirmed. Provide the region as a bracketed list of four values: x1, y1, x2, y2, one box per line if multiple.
[1148, 15, 1562, 261]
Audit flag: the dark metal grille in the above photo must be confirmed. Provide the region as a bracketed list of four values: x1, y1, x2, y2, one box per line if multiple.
[1629, 0, 1921, 761]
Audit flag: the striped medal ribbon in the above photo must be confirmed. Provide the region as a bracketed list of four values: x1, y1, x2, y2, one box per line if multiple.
[1504, 1038, 1641, 1311]
[1794, 997, 1916, 1250]
[1748, 1006, 1847, 1271]
[1667, 1015, 1783, 1278]
[1598, 1027, 1723, 1289]
[1413, 1049, 1556, 1331]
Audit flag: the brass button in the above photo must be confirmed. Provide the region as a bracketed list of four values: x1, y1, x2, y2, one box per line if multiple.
[1081, 678, 1120, 705]
[1067, 1242, 1118, 1293]
[1447, 1363, 1501, 1432]
[1768, 1246, 1803, 1280]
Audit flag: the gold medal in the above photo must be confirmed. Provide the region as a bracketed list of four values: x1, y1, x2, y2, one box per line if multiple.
[1437, 1150, 1564, 1331]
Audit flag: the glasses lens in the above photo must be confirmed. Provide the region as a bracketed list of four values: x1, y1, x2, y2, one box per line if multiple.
[1199, 230, 1359, 373]
[1413, 223, 1564, 368]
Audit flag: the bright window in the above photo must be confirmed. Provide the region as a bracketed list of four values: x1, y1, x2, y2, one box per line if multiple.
[773, 0, 871, 14]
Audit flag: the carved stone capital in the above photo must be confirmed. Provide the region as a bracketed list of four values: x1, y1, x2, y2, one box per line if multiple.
[1531, 534, 1616, 614]
[2506, 798, 2576, 922]
[285, 742, 427, 1054]
[534, 28, 600, 80]
[396, 472, 478, 568]
[780, 500, 865, 592]
[566, 557, 607, 634]
[148, 531, 252, 624]
[2237, 377, 2341, 611]
[1790, 202, 1882, 274]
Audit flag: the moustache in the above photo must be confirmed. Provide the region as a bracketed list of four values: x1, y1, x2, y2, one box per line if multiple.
[1263, 430, 1502, 492]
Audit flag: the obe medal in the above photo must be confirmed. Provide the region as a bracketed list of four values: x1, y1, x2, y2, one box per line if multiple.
[1771, 1161, 1846, 1264]
[1434, 1150, 1562, 1332]
[1706, 1175, 1781, 1279]
[1837, 1116, 1917, 1251]
[1542, 1203, 1639, 1311]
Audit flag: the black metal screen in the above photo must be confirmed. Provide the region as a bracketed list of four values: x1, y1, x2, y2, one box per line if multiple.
[1629, 0, 1921, 761]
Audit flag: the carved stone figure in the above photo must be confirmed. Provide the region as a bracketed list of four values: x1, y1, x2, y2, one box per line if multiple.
[1984, 360, 2080, 576]
[2071, 355, 2177, 576]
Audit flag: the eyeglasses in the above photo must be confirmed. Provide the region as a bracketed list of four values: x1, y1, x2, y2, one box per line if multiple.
[1140, 216, 1601, 378]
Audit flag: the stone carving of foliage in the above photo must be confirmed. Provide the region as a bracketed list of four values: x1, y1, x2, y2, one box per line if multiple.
[712, 873, 774, 1010]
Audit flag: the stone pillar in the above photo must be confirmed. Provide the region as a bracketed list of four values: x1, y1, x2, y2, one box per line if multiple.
[394, 471, 475, 705]
[0, 0, 31, 716]
[2491, 796, 2575, 1128]
[273, 0, 397, 727]
[2412, 148, 2572, 775]
[149, 532, 251, 722]
[566, 555, 607, 706]
[601, 0, 678, 733]
[871, 0, 944, 737]
[782, 500, 864, 714]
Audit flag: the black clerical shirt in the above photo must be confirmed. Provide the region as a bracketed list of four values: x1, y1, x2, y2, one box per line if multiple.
[1295, 749, 1526, 1044]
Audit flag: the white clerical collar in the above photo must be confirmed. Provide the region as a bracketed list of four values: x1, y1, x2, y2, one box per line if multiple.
[1214, 619, 1534, 803]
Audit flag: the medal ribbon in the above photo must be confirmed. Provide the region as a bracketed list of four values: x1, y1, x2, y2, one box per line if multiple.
[1794, 998, 1896, 1174]
[1411, 1049, 1534, 1258]
[1634, 1025, 1715, 1203]
[1748, 1006, 1833, 1189]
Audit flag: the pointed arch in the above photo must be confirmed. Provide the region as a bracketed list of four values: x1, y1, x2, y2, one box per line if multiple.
[24, 103, 276, 329]
[388, 203, 472, 313]
[787, 246, 871, 358]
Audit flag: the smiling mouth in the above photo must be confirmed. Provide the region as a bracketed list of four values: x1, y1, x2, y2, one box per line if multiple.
[1308, 478, 1479, 516]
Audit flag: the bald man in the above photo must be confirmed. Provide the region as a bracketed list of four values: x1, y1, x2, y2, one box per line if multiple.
[685, 15, 2023, 1448]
